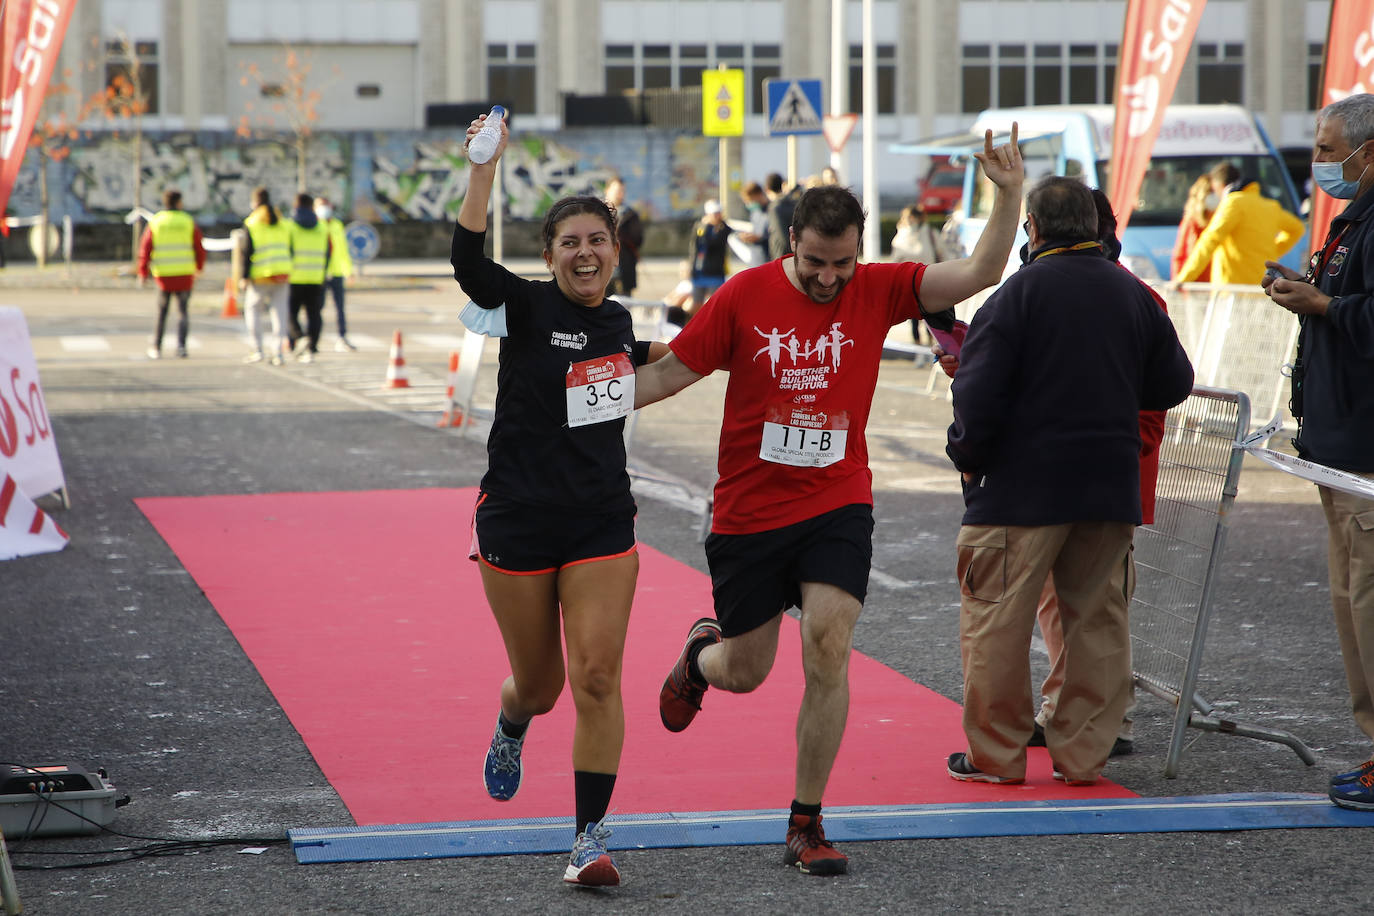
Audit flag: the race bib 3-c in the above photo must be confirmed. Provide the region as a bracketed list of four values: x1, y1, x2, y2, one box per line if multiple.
[566, 353, 635, 427]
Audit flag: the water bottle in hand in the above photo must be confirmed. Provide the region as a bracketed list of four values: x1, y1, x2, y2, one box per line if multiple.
[467, 106, 507, 165]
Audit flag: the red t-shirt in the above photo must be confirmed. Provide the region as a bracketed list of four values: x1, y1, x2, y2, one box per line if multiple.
[670, 257, 926, 534]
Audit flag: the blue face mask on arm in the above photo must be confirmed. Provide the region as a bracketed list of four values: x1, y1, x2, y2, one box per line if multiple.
[1312, 141, 1372, 200]
[459, 301, 508, 337]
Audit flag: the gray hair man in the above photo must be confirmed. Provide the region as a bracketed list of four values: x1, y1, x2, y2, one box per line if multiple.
[1264, 92, 1374, 811]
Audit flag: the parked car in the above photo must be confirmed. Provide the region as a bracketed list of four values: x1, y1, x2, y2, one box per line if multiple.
[916, 160, 965, 215]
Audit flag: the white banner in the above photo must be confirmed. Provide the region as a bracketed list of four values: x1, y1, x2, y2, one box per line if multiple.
[1241, 414, 1374, 502]
[0, 472, 67, 559]
[0, 306, 65, 499]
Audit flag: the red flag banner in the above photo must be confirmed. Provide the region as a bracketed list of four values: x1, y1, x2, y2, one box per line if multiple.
[0, 0, 76, 221]
[1308, 0, 1374, 258]
[1108, 0, 1208, 233]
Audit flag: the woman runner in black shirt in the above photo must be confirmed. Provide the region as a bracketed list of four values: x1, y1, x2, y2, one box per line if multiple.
[453, 112, 663, 888]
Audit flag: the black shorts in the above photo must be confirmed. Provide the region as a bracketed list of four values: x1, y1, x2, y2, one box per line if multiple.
[704, 503, 874, 638]
[469, 492, 637, 574]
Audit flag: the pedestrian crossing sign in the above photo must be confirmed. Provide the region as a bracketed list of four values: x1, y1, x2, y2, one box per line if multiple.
[701, 69, 745, 137]
[766, 79, 824, 136]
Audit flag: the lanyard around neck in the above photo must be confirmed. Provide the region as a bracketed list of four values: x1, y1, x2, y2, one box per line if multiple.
[1030, 241, 1102, 263]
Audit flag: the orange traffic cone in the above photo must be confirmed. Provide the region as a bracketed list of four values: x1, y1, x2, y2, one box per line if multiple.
[383, 329, 410, 388]
[221, 277, 239, 318]
[437, 351, 465, 427]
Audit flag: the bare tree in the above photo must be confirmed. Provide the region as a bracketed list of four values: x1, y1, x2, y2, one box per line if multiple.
[238, 44, 330, 193]
[26, 73, 80, 267]
[82, 32, 153, 267]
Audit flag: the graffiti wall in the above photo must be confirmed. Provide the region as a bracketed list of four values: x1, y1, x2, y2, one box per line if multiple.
[6, 126, 717, 226]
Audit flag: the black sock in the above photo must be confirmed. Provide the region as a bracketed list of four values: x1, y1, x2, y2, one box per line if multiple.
[574, 771, 618, 835]
[686, 637, 711, 685]
[498, 711, 528, 740]
[791, 799, 822, 820]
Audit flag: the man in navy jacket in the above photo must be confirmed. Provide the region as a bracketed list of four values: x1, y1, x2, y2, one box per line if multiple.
[1265, 93, 1374, 811]
[945, 176, 1193, 786]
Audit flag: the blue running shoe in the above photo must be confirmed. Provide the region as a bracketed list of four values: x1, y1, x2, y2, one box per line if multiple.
[483, 717, 525, 801]
[1330, 771, 1374, 812]
[1331, 757, 1374, 786]
[563, 821, 620, 886]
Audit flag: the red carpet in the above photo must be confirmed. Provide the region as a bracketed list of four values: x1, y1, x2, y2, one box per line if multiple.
[137, 489, 1135, 826]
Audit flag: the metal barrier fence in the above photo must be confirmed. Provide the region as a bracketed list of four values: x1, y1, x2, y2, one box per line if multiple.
[1129, 385, 1314, 777]
[908, 282, 1298, 431]
[1162, 283, 1299, 426]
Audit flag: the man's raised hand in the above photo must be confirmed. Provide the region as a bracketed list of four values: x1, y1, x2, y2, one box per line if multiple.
[975, 121, 1023, 190]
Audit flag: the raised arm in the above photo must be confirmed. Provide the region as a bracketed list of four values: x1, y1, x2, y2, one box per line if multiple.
[635, 351, 706, 409]
[458, 114, 509, 234]
[918, 124, 1024, 312]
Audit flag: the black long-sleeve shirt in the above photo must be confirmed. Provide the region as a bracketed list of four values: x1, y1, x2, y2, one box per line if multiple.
[450, 224, 649, 512]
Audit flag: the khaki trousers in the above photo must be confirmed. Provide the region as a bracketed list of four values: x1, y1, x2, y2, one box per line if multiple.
[957, 521, 1136, 782]
[1036, 572, 1137, 741]
[1319, 481, 1374, 745]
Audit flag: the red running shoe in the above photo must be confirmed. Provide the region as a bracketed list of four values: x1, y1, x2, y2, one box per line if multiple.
[783, 813, 848, 876]
[659, 617, 722, 732]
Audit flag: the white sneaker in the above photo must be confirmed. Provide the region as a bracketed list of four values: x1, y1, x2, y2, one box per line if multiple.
[335, 337, 357, 352]
[146, 347, 161, 360]
[298, 351, 315, 364]
[243, 351, 265, 364]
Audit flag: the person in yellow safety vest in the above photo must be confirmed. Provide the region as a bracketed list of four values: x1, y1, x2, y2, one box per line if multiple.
[238, 186, 294, 365]
[314, 196, 356, 352]
[137, 189, 206, 359]
[284, 192, 332, 364]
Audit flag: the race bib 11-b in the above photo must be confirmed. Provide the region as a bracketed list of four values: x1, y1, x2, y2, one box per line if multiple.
[760, 404, 849, 467]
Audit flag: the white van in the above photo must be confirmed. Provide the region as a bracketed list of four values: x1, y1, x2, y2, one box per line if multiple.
[892, 104, 1306, 280]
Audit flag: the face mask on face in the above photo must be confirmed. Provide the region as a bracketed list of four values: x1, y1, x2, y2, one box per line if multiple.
[1203, 193, 1220, 210]
[1312, 141, 1371, 199]
[315, 207, 333, 221]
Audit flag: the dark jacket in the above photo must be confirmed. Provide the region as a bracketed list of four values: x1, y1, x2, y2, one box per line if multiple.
[1294, 187, 1374, 472]
[767, 186, 803, 259]
[946, 243, 1194, 526]
[616, 205, 644, 294]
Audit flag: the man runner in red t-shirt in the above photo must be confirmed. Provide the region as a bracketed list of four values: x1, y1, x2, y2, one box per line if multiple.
[634, 126, 1024, 875]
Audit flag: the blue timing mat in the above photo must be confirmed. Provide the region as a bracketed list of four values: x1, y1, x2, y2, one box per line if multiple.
[289, 793, 1373, 864]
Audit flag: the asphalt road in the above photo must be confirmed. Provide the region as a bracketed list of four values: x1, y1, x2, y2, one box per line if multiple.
[1, 266, 1370, 915]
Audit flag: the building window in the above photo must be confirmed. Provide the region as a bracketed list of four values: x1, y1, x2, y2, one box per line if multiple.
[1033, 44, 1062, 106]
[1068, 44, 1097, 104]
[1197, 43, 1243, 105]
[606, 43, 635, 94]
[962, 44, 991, 112]
[599, 42, 778, 114]
[997, 44, 1027, 108]
[1308, 42, 1325, 110]
[751, 44, 780, 115]
[356, 85, 381, 98]
[642, 44, 672, 90]
[848, 44, 896, 114]
[1104, 44, 1118, 103]
[962, 42, 1117, 113]
[488, 42, 537, 115]
[679, 43, 709, 93]
[104, 39, 159, 116]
